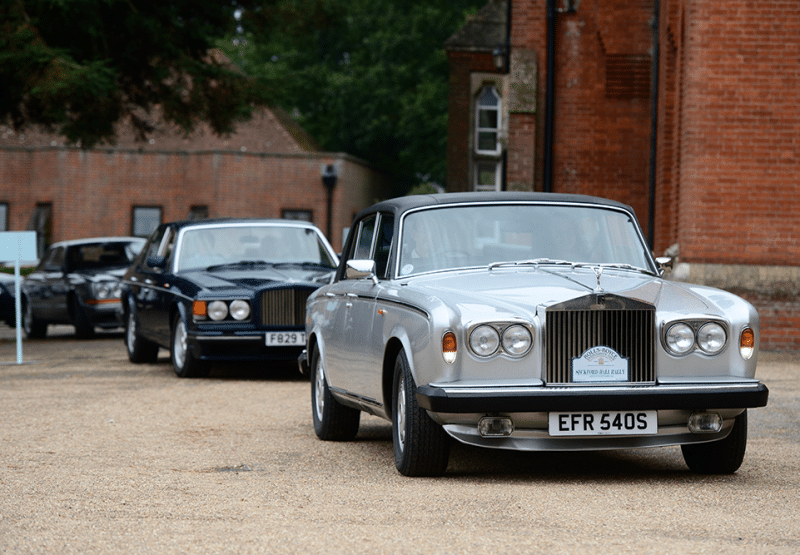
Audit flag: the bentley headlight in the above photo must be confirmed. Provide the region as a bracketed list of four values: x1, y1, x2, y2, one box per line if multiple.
[207, 300, 229, 321]
[502, 325, 533, 357]
[229, 300, 251, 321]
[470, 325, 500, 357]
[92, 281, 116, 300]
[666, 323, 695, 354]
[697, 322, 726, 354]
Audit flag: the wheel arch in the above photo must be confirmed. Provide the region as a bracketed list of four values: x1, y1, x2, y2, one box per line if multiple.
[382, 337, 407, 412]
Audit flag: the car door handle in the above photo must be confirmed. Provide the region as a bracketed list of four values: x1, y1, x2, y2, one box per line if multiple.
[144, 279, 154, 285]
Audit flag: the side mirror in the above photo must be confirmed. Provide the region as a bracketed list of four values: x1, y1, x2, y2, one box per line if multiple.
[655, 256, 673, 276]
[655, 256, 673, 269]
[346, 259, 378, 285]
[146, 256, 167, 270]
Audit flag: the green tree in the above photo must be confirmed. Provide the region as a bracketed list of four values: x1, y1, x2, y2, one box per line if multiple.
[1, 0, 272, 147]
[227, 0, 484, 194]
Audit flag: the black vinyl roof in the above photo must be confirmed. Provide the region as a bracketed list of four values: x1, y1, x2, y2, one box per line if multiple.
[355, 192, 636, 221]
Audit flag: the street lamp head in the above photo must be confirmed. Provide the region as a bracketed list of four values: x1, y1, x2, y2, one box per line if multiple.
[492, 46, 506, 72]
[322, 164, 338, 190]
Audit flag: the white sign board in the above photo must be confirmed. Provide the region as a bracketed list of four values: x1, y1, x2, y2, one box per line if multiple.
[0, 231, 37, 264]
[0, 232, 38, 364]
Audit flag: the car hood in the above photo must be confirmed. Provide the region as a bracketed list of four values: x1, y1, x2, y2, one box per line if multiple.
[181, 265, 334, 291]
[76, 266, 129, 281]
[400, 267, 732, 321]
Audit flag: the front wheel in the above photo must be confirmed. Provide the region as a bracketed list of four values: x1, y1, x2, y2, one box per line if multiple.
[310, 345, 360, 441]
[171, 314, 208, 378]
[392, 349, 450, 477]
[125, 309, 159, 363]
[22, 298, 47, 339]
[70, 296, 95, 338]
[681, 410, 748, 474]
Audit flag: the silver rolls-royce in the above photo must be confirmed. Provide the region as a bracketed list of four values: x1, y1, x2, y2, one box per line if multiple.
[300, 193, 768, 476]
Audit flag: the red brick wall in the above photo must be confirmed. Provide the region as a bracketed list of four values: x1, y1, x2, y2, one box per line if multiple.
[1, 148, 387, 253]
[664, 0, 800, 266]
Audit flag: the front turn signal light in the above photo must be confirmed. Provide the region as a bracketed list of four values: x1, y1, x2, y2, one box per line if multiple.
[442, 331, 457, 364]
[740, 327, 755, 360]
[192, 301, 207, 319]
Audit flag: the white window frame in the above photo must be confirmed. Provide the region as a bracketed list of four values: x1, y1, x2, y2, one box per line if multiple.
[474, 85, 502, 156]
[474, 161, 503, 192]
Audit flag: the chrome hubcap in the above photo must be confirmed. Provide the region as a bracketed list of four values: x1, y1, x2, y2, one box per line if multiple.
[314, 359, 325, 420]
[127, 312, 136, 351]
[174, 320, 187, 368]
[396, 374, 407, 452]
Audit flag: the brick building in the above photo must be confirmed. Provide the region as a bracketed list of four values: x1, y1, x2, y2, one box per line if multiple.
[447, 0, 800, 350]
[0, 107, 389, 254]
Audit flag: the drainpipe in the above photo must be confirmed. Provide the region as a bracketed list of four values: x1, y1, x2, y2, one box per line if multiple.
[501, 0, 512, 191]
[543, 0, 557, 193]
[647, 0, 660, 249]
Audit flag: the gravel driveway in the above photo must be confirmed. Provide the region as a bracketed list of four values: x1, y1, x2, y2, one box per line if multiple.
[1, 325, 799, 554]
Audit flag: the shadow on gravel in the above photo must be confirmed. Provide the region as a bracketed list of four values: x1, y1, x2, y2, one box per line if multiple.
[343, 419, 710, 483]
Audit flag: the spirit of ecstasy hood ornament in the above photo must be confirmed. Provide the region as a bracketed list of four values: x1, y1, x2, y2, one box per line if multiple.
[592, 266, 604, 293]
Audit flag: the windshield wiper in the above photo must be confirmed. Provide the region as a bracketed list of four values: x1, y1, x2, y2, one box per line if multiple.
[488, 258, 575, 270]
[272, 261, 335, 270]
[206, 260, 272, 271]
[572, 262, 654, 275]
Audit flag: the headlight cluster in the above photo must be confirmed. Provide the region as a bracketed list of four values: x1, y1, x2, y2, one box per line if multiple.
[664, 320, 728, 356]
[469, 323, 533, 358]
[193, 299, 251, 322]
[91, 281, 121, 300]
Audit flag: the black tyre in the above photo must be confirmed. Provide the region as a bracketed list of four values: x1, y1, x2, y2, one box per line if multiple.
[170, 314, 209, 378]
[681, 410, 748, 474]
[311, 345, 360, 441]
[70, 296, 95, 338]
[22, 298, 47, 339]
[125, 308, 159, 363]
[392, 349, 450, 477]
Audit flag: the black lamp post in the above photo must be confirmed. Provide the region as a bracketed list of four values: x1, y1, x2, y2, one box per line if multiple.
[321, 164, 338, 240]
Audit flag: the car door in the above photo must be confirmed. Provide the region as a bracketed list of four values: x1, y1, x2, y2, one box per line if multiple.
[39, 246, 68, 322]
[131, 226, 176, 345]
[324, 213, 394, 404]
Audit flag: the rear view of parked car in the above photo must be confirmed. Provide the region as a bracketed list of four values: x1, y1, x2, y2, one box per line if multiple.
[302, 192, 768, 477]
[121, 219, 338, 377]
[21, 238, 145, 338]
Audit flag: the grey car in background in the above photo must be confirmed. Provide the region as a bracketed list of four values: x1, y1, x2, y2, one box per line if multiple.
[21, 237, 145, 338]
[301, 192, 768, 476]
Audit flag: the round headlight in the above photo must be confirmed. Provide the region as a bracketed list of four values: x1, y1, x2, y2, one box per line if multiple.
[697, 322, 726, 354]
[229, 300, 251, 321]
[470, 325, 500, 357]
[92, 282, 114, 299]
[502, 325, 532, 356]
[666, 322, 695, 354]
[207, 300, 229, 321]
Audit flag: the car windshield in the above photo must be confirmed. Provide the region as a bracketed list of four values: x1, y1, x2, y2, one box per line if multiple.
[69, 241, 143, 270]
[175, 225, 337, 272]
[398, 204, 653, 277]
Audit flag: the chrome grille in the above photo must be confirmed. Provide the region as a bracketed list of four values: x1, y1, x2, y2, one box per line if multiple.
[545, 296, 655, 384]
[261, 288, 311, 326]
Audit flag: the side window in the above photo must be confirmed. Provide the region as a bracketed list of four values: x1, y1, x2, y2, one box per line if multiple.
[353, 215, 376, 260]
[143, 227, 167, 268]
[374, 214, 394, 279]
[44, 247, 65, 272]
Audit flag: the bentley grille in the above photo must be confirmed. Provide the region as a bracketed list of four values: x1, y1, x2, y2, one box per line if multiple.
[545, 304, 656, 384]
[261, 288, 311, 327]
